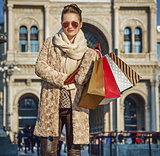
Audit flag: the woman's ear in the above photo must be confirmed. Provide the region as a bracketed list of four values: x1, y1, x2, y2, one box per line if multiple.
[79, 22, 83, 29]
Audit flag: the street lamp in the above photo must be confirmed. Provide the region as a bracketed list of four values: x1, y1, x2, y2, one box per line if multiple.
[0, 32, 7, 43]
[0, 32, 20, 132]
[0, 63, 21, 131]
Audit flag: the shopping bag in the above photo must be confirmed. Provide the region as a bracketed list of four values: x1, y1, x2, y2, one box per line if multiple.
[109, 53, 142, 86]
[78, 56, 120, 109]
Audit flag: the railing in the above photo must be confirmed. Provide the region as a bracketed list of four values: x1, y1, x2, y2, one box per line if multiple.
[89, 131, 160, 156]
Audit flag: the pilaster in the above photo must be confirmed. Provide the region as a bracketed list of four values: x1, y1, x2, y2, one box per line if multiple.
[149, 6, 157, 60]
[44, 5, 50, 39]
[114, 6, 120, 50]
[7, 4, 14, 51]
[151, 79, 157, 131]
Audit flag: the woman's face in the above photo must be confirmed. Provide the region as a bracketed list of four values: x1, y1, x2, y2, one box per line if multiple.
[62, 13, 82, 42]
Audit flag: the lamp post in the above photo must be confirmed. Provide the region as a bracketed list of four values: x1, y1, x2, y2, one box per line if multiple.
[0, 32, 20, 133]
[0, 63, 20, 131]
[0, 32, 7, 136]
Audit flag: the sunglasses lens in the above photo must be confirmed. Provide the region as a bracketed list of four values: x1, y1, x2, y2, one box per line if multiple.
[62, 22, 69, 28]
[71, 21, 78, 28]
[62, 21, 79, 28]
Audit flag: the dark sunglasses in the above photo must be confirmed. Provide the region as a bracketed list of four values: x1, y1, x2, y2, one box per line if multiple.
[62, 21, 79, 28]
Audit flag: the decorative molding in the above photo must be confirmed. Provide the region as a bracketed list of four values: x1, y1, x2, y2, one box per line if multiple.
[7, 4, 13, 9]
[120, 17, 146, 31]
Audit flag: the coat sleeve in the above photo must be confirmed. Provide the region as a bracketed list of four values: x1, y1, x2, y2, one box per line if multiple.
[35, 37, 68, 88]
[74, 48, 97, 85]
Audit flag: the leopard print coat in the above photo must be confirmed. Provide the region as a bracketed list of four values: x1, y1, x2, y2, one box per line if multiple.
[34, 37, 97, 144]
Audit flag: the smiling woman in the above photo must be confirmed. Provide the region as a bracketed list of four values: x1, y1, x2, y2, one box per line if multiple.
[34, 3, 97, 156]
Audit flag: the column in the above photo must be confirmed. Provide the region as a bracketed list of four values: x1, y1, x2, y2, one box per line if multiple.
[104, 104, 110, 132]
[39, 29, 43, 50]
[142, 30, 147, 53]
[28, 29, 30, 52]
[145, 101, 151, 131]
[150, 7, 157, 60]
[110, 102, 113, 131]
[132, 29, 135, 53]
[8, 4, 13, 51]
[114, 6, 119, 50]
[44, 5, 50, 39]
[151, 79, 157, 131]
[6, 76, 11, 131]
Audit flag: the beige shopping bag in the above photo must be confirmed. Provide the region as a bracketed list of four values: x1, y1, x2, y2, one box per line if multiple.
[78, 58, 105, 109]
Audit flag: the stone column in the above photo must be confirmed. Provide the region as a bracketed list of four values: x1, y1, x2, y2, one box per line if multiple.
[151, 79, 157, 131]
[150, 7, 157, 60]
[8, 4, 13, 51]
[6, 76, 11, 131]
[39, 29, 43, 50]
[132, 28, 135, 53]
[28, 29, 30, 52]
[145, 101, 151, 131]
[117, 98, 124, 131]
[142, 30, 147, 53]
[15, 29, 19, 52]
[104, 104, 110, 132]
[45, 5, 50, 39]
[110, 102, 113, 131]
[114, 6, 119, 50]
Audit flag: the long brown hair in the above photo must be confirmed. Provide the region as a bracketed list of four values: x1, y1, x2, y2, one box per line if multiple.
[61, 4, 82, 22]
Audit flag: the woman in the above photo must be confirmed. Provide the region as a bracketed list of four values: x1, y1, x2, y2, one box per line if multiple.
[34, 4, 97, 156]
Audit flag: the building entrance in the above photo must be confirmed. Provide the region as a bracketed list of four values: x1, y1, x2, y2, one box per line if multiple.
[18, 94, 38, 129]
[124, 93, 145, 131]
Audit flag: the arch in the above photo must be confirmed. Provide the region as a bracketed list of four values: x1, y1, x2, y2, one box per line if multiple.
[120, 18, 146, 31]
[16, 17, 41, 31]
[83, 18, 112, 54]
[121, 89, 147, 105]
[13, 89, 39, 109]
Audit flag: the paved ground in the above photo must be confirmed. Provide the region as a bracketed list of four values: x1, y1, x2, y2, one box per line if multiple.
[18, 146, 89, 156]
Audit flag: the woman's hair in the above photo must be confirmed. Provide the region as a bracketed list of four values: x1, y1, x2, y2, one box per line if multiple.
[61, 4, 82, 22]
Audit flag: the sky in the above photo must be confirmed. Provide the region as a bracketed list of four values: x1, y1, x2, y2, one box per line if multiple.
[0, 0, 159, 24]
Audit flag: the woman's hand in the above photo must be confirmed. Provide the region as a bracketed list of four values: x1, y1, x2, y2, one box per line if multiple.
[64, 67, 79, 85]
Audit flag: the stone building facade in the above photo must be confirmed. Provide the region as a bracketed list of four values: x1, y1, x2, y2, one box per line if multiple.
[0, 0, 159, 141]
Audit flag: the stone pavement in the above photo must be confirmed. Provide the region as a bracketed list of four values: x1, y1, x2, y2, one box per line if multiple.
[18, 147, 89, 156]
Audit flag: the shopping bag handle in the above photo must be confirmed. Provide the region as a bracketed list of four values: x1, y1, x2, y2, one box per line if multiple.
[92, 43, 103, 59]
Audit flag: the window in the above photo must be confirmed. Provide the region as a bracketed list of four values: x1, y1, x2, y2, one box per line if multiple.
[124, 27, 132, 53]
[157, 42, 160, 59]
[134, 27, 142, 53]
[19, 26, 28, 52]
[30, 26, 39, 52]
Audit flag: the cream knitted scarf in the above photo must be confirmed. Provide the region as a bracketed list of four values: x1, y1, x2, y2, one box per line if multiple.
[53, 29, 88, 76]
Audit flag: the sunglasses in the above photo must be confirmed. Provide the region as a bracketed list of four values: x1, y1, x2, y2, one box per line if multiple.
[62, 21, 79, 29]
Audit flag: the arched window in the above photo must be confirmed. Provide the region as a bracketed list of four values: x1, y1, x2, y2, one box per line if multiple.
[30, 26, 39, 52]
[19, 26, 28, 52]
[124, 27, 132, 53]
[134, 27, 142, 53]
[124, 96, 137, 131]
[18, 94, 38, 129]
